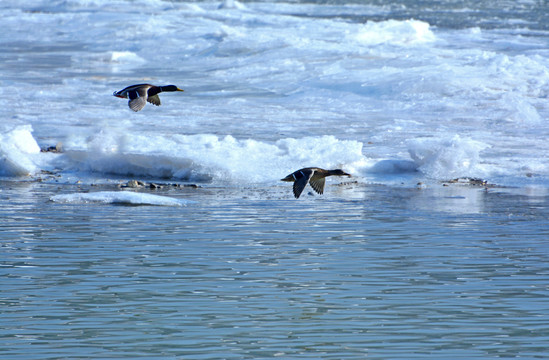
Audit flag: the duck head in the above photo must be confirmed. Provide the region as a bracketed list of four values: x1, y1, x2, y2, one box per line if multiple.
[330, 169, 351, 177]
[160, 85, 184, 92]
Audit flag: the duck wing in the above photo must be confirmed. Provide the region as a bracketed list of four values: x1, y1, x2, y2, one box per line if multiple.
[129, 97, 147, 112]
[127, 87, 149, 112]
[309, 174, 326, 195]
[292, 169, 314, 199]
[147, 94, 161, 106]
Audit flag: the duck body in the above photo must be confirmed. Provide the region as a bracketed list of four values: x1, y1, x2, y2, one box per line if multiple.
[113, 84, 184, 112]
[281, 167, 351, 198]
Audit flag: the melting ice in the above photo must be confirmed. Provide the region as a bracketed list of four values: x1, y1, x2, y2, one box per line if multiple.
[50, 191, 194, 206]
[2, 0, 549, 190]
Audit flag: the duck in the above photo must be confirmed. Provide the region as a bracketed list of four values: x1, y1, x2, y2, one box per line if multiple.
[281, 167, 351, 199]
[113, 84, 184, 112]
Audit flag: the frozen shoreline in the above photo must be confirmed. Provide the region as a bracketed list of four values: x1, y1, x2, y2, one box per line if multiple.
[2, 170, 546, 212]
[4, 124, 547, 191]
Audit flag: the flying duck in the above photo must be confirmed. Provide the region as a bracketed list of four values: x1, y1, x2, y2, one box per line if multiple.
[281, 167, 351, 199]
[113, 84, 184, 112]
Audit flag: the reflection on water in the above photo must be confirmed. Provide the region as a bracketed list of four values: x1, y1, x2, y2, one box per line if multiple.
[409, 185, 488, 214]
[1, 182, 549, 359]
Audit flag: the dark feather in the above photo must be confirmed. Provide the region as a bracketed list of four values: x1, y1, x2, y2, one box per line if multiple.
[291, 169, 313, 198]
[309, 176, 326, 195]
[147, 94, 161, 106]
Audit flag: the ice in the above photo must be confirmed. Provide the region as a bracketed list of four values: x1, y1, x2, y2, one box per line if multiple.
[0, 126, 41, 177]
[74, 51, 147, 73]
[1, 0, 549, 189]
[407, 135, 490, 180]
[62, 130, 367, 183]
[218, 0, 247, 10]
[50, 191, 195, 206]
[354, 20, 436, 46]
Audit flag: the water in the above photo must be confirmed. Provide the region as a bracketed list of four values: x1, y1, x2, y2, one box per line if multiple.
[2, 0, 549, 358]
[2, 181, 549, 358]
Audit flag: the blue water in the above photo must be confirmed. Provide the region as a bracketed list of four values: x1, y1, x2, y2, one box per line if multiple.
[2, 181, 549, 359]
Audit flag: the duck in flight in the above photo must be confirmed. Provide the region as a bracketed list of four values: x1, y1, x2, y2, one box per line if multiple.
[113, 84, 184, 112]
[281, 167, 351, 199]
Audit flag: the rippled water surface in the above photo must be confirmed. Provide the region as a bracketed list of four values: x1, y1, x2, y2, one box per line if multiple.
[2, 182, 549, 359]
